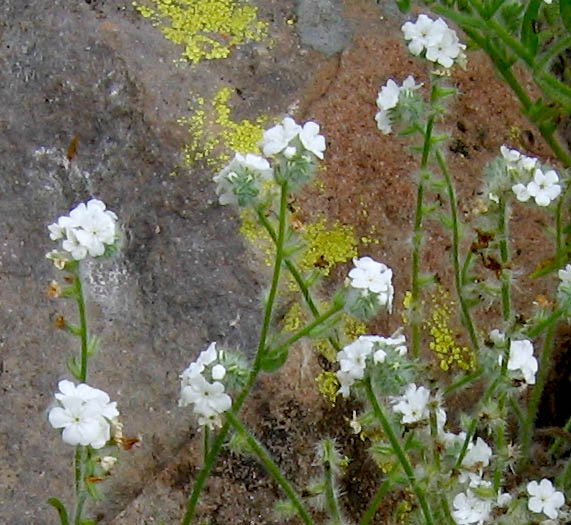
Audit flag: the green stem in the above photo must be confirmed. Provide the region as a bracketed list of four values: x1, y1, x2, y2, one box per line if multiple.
[321, 440, 343, 525]
[267, 302, 344, 357]
[365, 377, 434, 525]
[493, 394, 507, 492]
[72, 267, 89, 383]
[436, 150, 479, 351]
[444, 368, 484, 395]
[73, 446, 87, 525]
[520, 322, 556, 472]
[358, 464, 398, 525]
[181, 182, 290, 525]
[410, 108, 435, 357]
[535, 35, 571, 73]
[203, 426, 209, 465]
[455, 418, 478, 469]
[257, 210, 341, 352]
[225, 411, 315, 525]
[498, 196, 511, 323]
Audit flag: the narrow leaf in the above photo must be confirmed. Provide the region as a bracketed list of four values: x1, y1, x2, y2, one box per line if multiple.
[260, 348, 288, 373]
[521, 0, 541, 56]
[47, 498, 69, 525]
[562, 0, 571, 32]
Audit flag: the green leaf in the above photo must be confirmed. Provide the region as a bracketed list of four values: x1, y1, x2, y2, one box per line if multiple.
[521, 0, 541, 56]
[67, 355, 82, 380]
[395, 0, 411, 13]
[260, 347, 288, 372]
[47, 498, 69, 525]
[86, 335, 100, 357]
[562, 0, 571, 32]
[438, 212, 454, 229]
[499, 2, 525, 34]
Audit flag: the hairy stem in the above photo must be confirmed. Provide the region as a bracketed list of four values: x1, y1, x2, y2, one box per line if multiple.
[365, 377, 434, 525]
[436, 150, 479, 351]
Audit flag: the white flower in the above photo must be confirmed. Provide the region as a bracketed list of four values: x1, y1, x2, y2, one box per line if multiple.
[452, 490, 492, 525]
[500, 145, 521, 163]
[299, 121, 326, 159]
[335, 337, 376, 398]
[348, 257, 394, 312]
[527, 479, 565, 519]
[425, 18, 464, 68]
[48, 380, 119, 449]
[375, 109, 392, 134]
[391, 383, 430, 424]
[559, 264, 571, 285]
[60, 228, 88, 260]
[401, 14, 435, 56]
[526, 169, 561, 206]
[507, 339, 538, 385]
[211, 364, 226, 381]
[461, 437, 492, 470]
[376, 79, 401, 110]
[260, 117, 302, 157]
[360, 333, 407, 363]
[512, 183, 531, 202]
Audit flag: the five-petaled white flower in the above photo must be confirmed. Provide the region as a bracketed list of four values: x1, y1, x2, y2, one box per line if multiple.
[526, 169, 561, 207]
[261, 117, 302, 157]
[48, 380, 119, 449]
[527, 479, 565, 519]
[461, 437, 492, 471]
[349, 256, 394, 312]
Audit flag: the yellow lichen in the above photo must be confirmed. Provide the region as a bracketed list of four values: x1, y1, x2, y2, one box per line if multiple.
[299, 218, 358, 277]
[423, 287, 476, 371]
[179, 87, 265, 168]
[133, 0, 267, 64]
[282, 302, 305, 333]
[315, 371, 339, 405]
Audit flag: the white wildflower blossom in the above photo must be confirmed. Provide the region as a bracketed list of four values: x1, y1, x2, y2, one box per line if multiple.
[299, 121, 326, 159]
[461, 437, 493, 471]
[349, 257, 394, 312]
[335, 337, 374, 397]
[260, 117, 326, 160]
[452, 490, 492, 525]
[506, 339, 538, 385]
[374, 76, 422, 135]
[526, 168, 562, 206]
[391, 383, 430, 424]
[527, 479, 565, 520]
[48, 380, 119, 449]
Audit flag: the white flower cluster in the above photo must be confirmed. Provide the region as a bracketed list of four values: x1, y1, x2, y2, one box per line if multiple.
[401, 14, 466, 68]
[336, 334, 407, 398]
[261, 117, 326, 160]
[179, 342, 232, 429]
[349, 256, 394, 312]
[375, 76, 422, 135]
[502, 146, 562, 206]
[48, 199, 118, 261]
[213, 153, 273, 206]
[48, 380, 119, 449]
